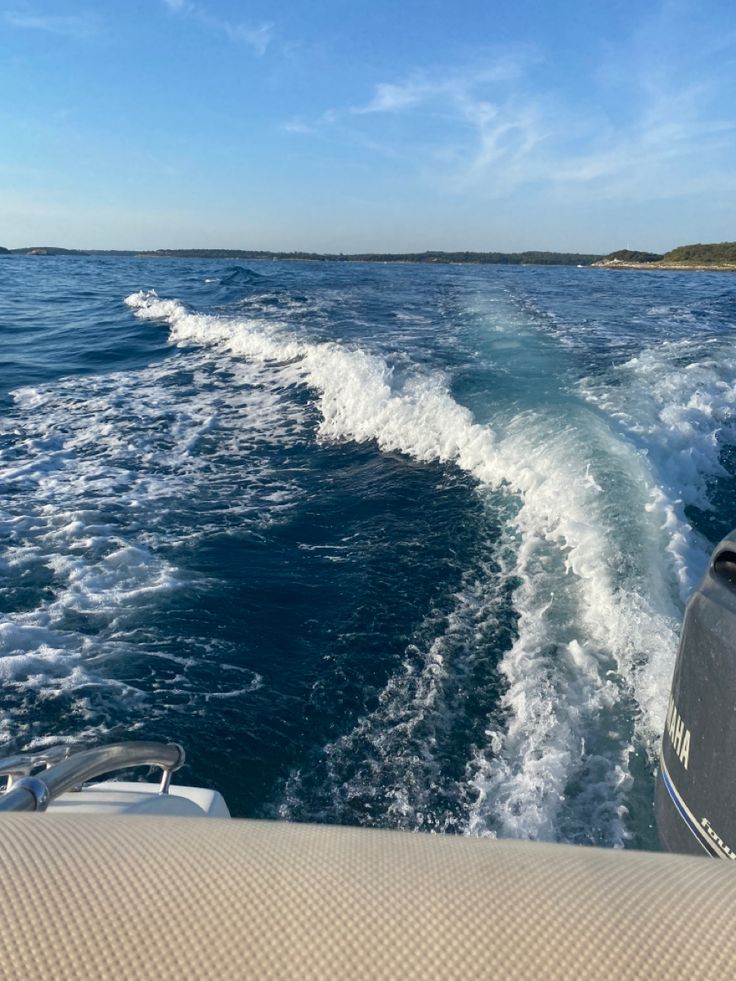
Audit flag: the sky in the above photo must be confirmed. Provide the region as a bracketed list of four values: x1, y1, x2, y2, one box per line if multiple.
[1, 0, 735, 253]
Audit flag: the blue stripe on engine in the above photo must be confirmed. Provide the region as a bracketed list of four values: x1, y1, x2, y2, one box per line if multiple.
[660, 760, 715, 856]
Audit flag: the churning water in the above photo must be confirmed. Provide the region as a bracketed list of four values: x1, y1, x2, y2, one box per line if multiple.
[2, 255, 736, 848]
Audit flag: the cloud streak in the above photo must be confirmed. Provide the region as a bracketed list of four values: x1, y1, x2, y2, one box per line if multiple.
[286, 64, 552, 197]
[161, 0, 273, 56]
[285, 25, 736, 206]
[4, 11, 99, 39]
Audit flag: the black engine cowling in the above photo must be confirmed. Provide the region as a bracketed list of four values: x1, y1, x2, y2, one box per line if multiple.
[656, 530, 736, 858]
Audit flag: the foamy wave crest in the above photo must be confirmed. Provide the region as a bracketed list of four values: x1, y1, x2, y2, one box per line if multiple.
[126, 290, 498, 467]
[127, 290, 688, 843]
[126, 290, 306, 362]
[463, 408, 681, 844]
[581, 337, 736, 601]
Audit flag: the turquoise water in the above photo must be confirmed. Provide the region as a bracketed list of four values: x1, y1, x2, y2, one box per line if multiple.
[2, 255, 736, 847]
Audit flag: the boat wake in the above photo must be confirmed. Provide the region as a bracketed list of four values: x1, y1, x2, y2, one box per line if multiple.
[124, 287, 729, 845]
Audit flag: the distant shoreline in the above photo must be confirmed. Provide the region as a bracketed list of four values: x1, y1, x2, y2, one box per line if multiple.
[592, 260, 736, 272]
[6, 246, 736, 272]
[2, 247, 603, 267]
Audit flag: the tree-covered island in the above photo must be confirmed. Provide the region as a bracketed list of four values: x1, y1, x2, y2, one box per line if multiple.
[594, 242, 736, 270]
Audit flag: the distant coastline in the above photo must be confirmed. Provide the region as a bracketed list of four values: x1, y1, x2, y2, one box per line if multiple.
[4, 241, 736, 270]
[0, 246, 603, 266]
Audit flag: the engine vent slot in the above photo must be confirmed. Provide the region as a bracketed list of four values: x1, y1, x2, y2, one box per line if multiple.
[712, 549, 736, 586]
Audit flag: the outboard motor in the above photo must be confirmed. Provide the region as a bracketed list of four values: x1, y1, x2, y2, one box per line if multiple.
[656, 529, 736, 858]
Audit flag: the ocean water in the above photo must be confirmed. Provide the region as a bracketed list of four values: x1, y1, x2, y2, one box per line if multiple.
[2, 255, 735, 848]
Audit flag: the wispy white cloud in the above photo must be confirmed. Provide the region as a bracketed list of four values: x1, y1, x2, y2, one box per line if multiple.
[221, 21, 272, 56]
[4, 11, 99, 39]
[286, 63, 550, 196]
[350, 61, 525, 117]
[161, 0, 273, 56]
[281, 120, 315, 135]
[285, 30, 736, 206]
[357, 80, 429, 114]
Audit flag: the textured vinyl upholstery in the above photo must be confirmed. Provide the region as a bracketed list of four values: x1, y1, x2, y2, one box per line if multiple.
[0, 814, 734, 978]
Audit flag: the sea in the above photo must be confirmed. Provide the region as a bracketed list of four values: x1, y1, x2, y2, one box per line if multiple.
[2, 255, 735, 849]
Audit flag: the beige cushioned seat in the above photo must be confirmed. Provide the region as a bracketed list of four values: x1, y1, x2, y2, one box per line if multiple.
[0, 813, 734, 978]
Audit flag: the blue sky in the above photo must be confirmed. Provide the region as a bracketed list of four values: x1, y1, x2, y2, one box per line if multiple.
[1, 0, 735, 252]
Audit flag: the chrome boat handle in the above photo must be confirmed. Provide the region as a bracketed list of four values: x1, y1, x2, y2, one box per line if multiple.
[0, 742, 185, 812]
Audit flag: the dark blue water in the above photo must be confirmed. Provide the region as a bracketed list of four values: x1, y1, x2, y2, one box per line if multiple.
[2, 255, 735, 847]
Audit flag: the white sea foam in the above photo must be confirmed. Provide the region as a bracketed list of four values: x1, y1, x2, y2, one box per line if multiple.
[127, 290, 697, 843]
[581, 337, 736, 601]
[0, 343, 298, 743]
